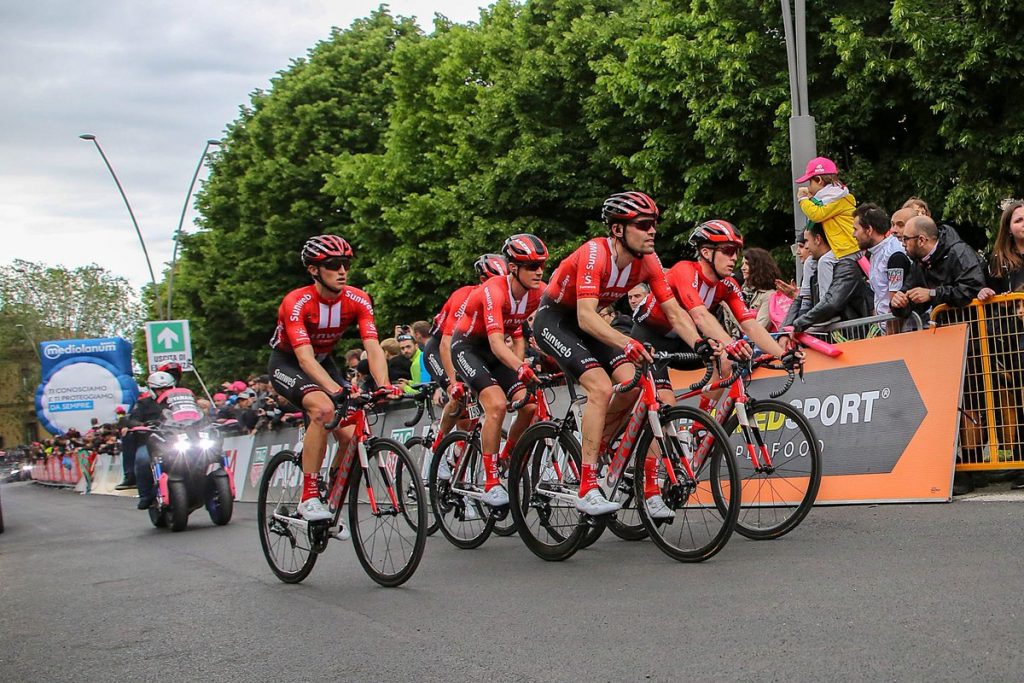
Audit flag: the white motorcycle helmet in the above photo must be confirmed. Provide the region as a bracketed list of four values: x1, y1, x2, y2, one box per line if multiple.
[147, 371, 176, 393]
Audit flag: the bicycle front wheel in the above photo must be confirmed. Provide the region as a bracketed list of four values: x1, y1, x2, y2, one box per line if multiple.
[429, 431, 494, 549]
[508, 422, 585, 561]
[257, 449, 318, 583]
[721, 399, 822, 539]
[348, 438, 427, 587]
[402, 436, 439, 536]
[636, 405, 739, 562]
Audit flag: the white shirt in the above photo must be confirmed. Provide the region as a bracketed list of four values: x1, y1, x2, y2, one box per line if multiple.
[867, 234, 906, 316]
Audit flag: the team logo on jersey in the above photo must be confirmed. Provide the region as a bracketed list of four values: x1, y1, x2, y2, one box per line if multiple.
[290, 293, 313, 322]
[273, 369, 297, 388]
[344, 289, 373, 313]
[887, 268, 904, 291]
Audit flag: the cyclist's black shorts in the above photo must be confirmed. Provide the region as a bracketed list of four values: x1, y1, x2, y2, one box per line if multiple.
[451, 333, 524, 398]
[267, 349, 347, 411]
[629, 321, 704, 390]
[422, 334, 448, 390]
[532, 297, 628, 381]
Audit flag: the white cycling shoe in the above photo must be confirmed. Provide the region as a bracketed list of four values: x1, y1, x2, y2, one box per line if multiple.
[462, 496, 480, 521]
[437, 458, 452, 481]
[575, 488, 621, 516]
[479, 484, 509, 508]
[644, 494, 675, 520]
[297, 498, 333, 522]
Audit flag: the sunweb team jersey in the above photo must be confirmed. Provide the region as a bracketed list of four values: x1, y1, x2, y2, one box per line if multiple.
[455, 275, 543, 340]
[636, 260, 755, 334]
[430, 284, 476, 338]
[544, 237, 674, 309]
[270, 284, 378, 355]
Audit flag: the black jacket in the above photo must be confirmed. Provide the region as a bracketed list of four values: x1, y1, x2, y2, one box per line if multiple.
[893, 225, 985, 318]
[783, 254, 873, 333]
[127, 396, 163, 427]
[984, 254, 1024, 294]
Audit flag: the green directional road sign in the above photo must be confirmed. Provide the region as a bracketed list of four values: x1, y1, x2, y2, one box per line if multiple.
[145, 320, 193, 372]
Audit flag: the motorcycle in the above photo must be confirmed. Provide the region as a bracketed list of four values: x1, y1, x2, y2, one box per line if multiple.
[141, 388, 236, 532]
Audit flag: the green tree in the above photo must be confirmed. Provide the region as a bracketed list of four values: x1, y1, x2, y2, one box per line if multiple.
[175, 9, 422, 380]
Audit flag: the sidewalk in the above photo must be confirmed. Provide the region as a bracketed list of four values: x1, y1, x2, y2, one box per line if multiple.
[957, 477, 1024, 502]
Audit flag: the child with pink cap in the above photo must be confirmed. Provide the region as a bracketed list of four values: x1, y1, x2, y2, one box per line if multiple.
[795, 156, 858, 259]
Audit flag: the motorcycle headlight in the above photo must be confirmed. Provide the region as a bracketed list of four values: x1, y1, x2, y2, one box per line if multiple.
[198, 431, 216, 451]
[175, 433, 191, 453]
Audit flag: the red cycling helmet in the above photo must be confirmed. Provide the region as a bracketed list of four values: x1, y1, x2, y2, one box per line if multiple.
[601, 191, 660, 225]
[157, 362, 183, 383]
[474, 253, 508, 280]
[688, 220, 744, 249]
[502, 234, 549, 263]
[301, 234, 354, 267]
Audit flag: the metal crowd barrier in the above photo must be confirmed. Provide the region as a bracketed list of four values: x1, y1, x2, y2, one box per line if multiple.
[803, 311, 926, 343]
[931, 293, 1024, 471]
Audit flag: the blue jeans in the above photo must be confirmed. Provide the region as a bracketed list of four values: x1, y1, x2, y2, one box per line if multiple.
[135, 445, 155, 500]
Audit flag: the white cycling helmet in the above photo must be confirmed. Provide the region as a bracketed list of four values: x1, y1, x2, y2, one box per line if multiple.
[147, 371, 176, 392]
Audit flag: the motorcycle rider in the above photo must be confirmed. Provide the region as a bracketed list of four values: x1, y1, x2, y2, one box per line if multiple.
[132, 371, 187, 509]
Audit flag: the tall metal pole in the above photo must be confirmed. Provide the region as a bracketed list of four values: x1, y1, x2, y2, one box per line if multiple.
[781, 0, 817, 284]
[78, 134, 158, 291]
[166, 139, 220, 319]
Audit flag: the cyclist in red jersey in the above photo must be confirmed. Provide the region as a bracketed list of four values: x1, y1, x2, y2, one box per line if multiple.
[450, 234, 548, 507]
[632, 220, 794, 406]
[423, 254, 508, 449]
[533, 192, 718, 516]
[267, 234, 400, 523]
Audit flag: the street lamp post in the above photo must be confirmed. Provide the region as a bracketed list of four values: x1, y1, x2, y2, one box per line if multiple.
[166, 139, 220, 320]
[781, 0, 817, 283]
[78, 134, 158, 291]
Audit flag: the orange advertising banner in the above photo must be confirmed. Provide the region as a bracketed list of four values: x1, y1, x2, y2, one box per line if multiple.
[670, 324, 969, 503]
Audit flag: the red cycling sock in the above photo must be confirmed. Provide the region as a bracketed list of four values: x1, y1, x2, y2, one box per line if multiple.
[499, 438, 517, 463]
[644, 457, 660, 499]
[302, 472, 320, 502]
[483, 452, 500, 490]
[579, 463, 599, 497]
[432, 431, 445, 451]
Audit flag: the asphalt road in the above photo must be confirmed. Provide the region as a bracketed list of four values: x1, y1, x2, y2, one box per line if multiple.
[2, 481, 1023, 682]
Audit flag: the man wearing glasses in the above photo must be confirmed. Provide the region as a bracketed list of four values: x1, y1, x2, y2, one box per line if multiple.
[533, 192, 715, 516]
[890, 216, 985, 317]
[267, 234, 399, 523]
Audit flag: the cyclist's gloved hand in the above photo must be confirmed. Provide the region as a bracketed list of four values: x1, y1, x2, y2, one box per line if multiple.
[725, 339, 753, 360]
[693, 338, 715, 359]
[781, 347, 805, 369]
[381, 384, 404, 399]
[517, 363, 539, 386]
[622, 339, 651, 364]
[448, 381, 466, 402]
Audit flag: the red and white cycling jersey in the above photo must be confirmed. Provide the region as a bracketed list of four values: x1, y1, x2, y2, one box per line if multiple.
[270, 284, 378, 355]
[636, 260, 755, 334]
[455, 275, 543, 340]
[544, 237, 673, 309]
[430, 284, 476, 338]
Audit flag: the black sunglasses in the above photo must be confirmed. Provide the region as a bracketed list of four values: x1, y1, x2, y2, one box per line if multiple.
[319, 256, 351, 271]
[517, 261, 546, 271]
[629, 219, 658, 232]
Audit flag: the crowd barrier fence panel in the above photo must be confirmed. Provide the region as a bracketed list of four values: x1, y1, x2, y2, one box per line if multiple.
[932, 293, 1024, 472]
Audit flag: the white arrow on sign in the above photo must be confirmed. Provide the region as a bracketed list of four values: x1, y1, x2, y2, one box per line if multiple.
[157, 327, 179, 349]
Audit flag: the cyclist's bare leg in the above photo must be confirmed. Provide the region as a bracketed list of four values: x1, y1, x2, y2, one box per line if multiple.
[328, 424, 356, 470]
[578, 367, 614, 466]
[301, 391, 335, 474]
[479, 385, 508, 491]
[505, 386, 536, 448]
[601, 362, 641, 449]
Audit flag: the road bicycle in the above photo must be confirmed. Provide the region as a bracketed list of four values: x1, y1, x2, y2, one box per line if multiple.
[256, 388, 428, 587]
[508, 351, 741, 563]
[426, 387, 535, 549]
[400, 382, 444, 536]
[674, 353, 821, 540]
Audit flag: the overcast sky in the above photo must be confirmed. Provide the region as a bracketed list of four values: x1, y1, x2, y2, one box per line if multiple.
[0, 1, 485, 295]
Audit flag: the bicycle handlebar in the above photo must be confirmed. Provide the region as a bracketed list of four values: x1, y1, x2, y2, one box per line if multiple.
[508, 372, 564, 411]
[324, 387, 393, 431]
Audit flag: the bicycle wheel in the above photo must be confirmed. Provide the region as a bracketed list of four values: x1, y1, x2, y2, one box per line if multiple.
[507, 422, 585, 561]
[402, 436, 439, 536]
[429, 431, 494, 549]
[257, 449, 318, 583]
[635, 405, 739, 562]
[721, 399, 822, 540]
[348, 438, 427, 587]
